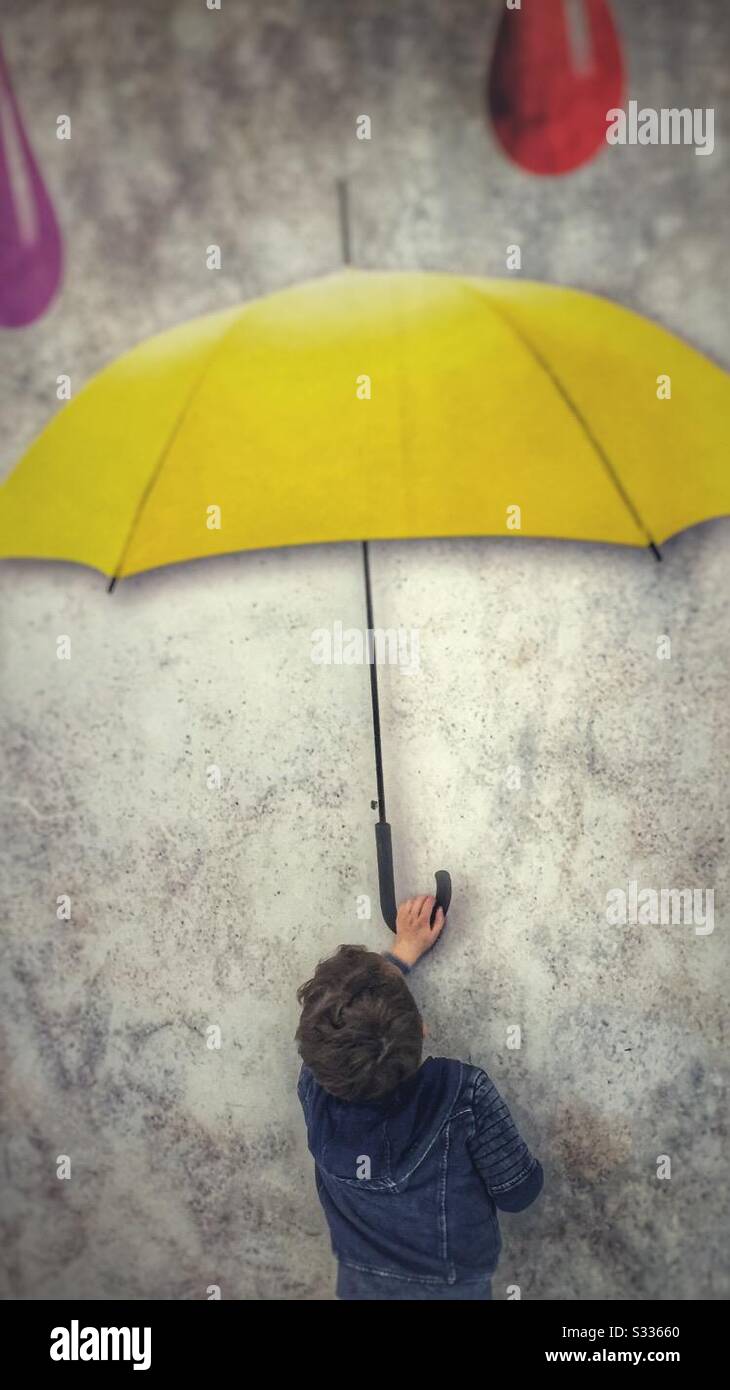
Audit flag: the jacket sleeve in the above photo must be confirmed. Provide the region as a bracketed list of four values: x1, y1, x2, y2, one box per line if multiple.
[467, 1068, 544, 1212]
[297, 1061, 314, 1113]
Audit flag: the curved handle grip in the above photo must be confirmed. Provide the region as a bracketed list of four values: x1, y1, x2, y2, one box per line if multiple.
[430, 869, 452, 926]
[375, 822, 452, 934]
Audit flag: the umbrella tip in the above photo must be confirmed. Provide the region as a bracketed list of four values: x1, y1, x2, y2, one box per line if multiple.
[649, 542, 663, 563]
[107, 576, 117, 593]
[336, 178, 352, 267]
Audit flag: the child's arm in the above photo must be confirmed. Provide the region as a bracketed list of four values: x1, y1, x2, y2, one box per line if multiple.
[385, 894, 446, 971]
[467, 1069, 544, 1212]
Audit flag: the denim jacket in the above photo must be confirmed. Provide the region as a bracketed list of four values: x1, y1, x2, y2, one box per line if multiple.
[297, 1041, 543, 1293]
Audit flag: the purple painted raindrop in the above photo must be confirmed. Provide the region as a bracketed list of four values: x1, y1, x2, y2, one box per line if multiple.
[0, 41, 62, 328]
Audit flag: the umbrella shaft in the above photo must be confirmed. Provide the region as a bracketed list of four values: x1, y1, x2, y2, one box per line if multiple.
[362, 541, 387, 823]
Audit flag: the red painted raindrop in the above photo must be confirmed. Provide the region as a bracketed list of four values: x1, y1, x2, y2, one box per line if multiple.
[487, 0, 624, 176]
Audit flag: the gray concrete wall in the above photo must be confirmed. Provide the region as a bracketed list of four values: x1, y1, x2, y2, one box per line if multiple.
[0, 0, 727, 1300]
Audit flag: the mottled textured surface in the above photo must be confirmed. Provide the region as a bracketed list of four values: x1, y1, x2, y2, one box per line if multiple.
[0, 0, 728, 1301]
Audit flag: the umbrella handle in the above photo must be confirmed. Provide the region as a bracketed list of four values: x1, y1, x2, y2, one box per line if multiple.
[375, 821, 398, 930]
[374, 821, 452, 934]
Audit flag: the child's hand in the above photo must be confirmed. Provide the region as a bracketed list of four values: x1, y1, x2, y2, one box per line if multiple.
[391, 894, 446, 968]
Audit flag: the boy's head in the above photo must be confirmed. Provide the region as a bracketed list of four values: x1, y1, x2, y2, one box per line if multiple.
[296, 945, 423, 1102]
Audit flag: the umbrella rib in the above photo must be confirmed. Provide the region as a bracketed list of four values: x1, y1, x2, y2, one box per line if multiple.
[470, 286, 662, 559]
[107, 310, 247, 590]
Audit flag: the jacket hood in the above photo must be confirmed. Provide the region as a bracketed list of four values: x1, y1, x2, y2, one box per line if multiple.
[302, 1056, 464, 1185]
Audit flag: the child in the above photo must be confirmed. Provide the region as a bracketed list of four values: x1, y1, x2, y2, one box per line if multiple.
[296, 893, 543, 1300]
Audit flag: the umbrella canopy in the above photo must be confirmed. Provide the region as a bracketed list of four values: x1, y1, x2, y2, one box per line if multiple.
[2, 269, 729, 578]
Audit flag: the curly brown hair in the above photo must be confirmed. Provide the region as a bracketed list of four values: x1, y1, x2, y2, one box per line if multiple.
[295, 945, 423, 1102]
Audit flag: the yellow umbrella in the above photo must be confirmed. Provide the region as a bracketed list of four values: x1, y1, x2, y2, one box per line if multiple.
[2, 269, 729, 926]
